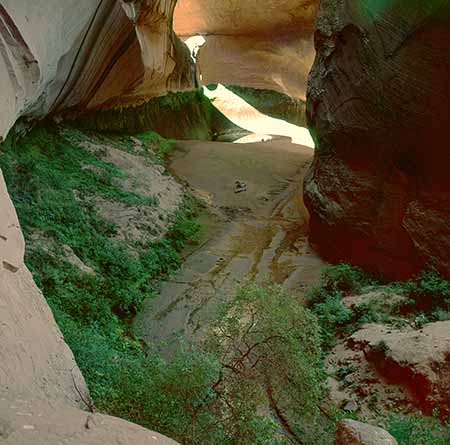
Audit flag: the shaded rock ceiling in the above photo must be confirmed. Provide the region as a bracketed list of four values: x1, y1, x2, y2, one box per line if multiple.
[174, 0, 319, 99]
[174, 0, 317, 36]
[0, 0, 319, 140]
[0, 0, 195, 139]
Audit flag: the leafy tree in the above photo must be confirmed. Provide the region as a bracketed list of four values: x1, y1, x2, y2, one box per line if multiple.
[201, 282, 329, 444]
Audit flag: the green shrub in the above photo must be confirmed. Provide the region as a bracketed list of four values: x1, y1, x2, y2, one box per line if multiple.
[135, 130, 175, 163]
[205, 282, 332, 444]
[310, 289, 353, 347]
[394, 269, 450, 315]
[65, 282, 329, 445]
[307, 264, 379, 347]
[320, 263, 376, 294]
[167, 195, 203, 251]
[387, 414, 450, 445]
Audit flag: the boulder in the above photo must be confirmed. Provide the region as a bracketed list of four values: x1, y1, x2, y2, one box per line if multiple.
[335, 420, 397, 445]
[0, 399, 178, 445]
[305, 0, 450, 279]
[351, 322, 450, 416]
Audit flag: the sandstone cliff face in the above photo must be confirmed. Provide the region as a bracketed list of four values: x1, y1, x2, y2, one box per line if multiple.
[305, 0, 450, 279]
[0, 0, 195, 140]
[174, 0, 318, 100]
[0, 2, 192, 441]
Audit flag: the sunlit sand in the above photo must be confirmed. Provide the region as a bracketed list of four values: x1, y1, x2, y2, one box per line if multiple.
[203, 84, 315, 148]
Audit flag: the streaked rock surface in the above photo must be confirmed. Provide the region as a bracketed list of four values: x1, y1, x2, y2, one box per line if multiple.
[0, 0, 195, 140]
[305, 0, 450, 279]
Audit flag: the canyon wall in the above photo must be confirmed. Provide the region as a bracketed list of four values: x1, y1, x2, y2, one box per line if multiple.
[305, 0, 450, 279]
[174, 0, 318, 100]
[0, 0, 195, 140]
[0, 1, 190, 442]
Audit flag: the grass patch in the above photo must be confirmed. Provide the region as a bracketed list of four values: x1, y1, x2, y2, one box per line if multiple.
[0, 123, 213, 439]
[0, 124, 196, 317]
[64, 125, 176, 166]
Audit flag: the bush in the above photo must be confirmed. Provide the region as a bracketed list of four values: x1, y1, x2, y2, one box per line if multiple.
[308, 264, 379, 348]
[65, 282, 330, 445]
[320, 263, 376, 294]
[387, 414, 450, 445]
[205, 282, 332, 444]
[310, 289, 353, 347]
[394, 269, 450, 315]
[135, 131, 175, 161]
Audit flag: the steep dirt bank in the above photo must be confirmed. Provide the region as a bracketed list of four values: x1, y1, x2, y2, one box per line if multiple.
[135, 136, 323, 353]
[0, 160, 176, 444]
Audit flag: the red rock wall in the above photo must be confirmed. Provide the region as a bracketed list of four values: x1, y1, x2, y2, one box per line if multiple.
[305, 0, 450, 279]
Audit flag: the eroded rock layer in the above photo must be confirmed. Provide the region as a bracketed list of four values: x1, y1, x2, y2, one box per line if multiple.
[0, 0, 195, 140]
[305, 0, 450, 279]
[351, 322, 450, 417]
[76, 90, 240, 139]
[174, 0, 318, 100]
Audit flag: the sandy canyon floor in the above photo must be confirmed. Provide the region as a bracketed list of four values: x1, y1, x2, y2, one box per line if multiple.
[134, 135, 323, 355]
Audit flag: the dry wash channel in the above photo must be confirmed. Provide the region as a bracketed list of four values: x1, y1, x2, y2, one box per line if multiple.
[135, 135, 323, 355]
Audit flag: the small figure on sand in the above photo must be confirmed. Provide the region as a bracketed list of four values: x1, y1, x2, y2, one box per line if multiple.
[234, 180, 247, 194]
